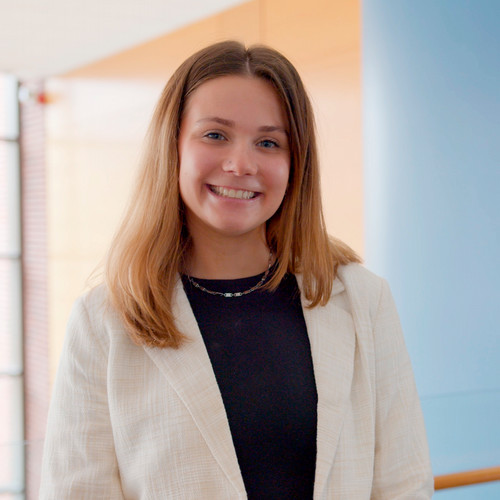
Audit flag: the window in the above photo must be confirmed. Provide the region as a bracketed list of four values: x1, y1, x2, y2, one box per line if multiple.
[0, 73, 25, 500]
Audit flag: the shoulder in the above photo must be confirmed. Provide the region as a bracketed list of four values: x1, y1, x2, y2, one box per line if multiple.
[69, 284, 111, 325]
[335, 263, 390, 322]
[77, 283, 109, 312]
[337, 263, 386, 298]
[65, 284, 125, 351]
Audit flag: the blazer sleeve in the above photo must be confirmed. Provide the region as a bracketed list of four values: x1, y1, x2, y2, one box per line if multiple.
[39, 293, 124, 499]
[370, 279, 434, 499]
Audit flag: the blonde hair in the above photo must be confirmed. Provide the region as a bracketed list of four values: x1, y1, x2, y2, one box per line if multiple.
[106, 40, 360, 348]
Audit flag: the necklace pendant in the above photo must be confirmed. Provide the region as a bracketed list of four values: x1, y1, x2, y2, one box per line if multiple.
[186, 252, 273, 298]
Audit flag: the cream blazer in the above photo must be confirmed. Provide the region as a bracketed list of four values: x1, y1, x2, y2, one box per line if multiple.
[40, 264, 433, 499]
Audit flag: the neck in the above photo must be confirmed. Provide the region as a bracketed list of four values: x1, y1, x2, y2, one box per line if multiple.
[185, 231, 271, 280]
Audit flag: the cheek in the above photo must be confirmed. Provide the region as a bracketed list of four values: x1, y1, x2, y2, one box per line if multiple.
[270, 161, 290, 195]
[178, 155, 201, 210]
[178, 169, 188, 205]
[178, 153, 203, 196]
[179, 147, 215, 184]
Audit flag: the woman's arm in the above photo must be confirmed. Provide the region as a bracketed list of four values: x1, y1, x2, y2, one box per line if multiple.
[371, 279, 434, 499]
[39, 293, 124, 499]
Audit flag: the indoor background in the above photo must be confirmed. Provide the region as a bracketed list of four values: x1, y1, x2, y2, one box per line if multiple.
[0, 0, 498, 498]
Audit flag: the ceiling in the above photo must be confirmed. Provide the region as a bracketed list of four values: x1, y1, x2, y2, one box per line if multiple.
[0, 0, 246, 80]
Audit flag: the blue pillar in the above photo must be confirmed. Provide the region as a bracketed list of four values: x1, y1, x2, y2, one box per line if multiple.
[362, 1, 500, 497]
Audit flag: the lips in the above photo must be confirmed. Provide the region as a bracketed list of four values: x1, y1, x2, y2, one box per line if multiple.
[209, 185, 258, 200]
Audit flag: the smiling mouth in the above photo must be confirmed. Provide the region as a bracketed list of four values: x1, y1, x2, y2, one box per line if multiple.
[209, 185, 258, 200]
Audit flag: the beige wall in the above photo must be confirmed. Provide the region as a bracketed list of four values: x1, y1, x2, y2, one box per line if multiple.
[46, 0, 362, 380]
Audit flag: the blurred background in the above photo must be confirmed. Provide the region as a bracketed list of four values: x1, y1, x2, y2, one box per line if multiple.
[0, 0, 498, 498]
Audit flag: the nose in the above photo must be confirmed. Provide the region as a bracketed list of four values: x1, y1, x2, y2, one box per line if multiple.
[222, 144, 258, 176]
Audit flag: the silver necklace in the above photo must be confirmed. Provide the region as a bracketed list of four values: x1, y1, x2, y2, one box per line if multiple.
[186, 252, 273, 298]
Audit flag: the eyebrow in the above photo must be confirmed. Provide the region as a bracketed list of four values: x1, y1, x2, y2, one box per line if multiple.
[196, 116, 288, 135]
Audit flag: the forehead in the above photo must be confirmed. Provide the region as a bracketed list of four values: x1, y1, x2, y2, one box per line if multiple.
[182, 75, 288, 126]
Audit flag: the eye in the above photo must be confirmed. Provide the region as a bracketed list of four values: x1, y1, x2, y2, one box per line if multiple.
[204, 132, 226, 141]
[258, 139, 279, 149]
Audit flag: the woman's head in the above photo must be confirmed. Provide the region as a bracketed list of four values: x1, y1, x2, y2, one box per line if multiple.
[177, 74, 291, 245]
[142, 40, 319, 259]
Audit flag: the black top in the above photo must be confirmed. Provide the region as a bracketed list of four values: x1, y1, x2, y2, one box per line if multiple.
[182, 271, 318, 499]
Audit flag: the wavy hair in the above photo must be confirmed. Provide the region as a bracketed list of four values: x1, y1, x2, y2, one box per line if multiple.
[105, 40, 360, 348]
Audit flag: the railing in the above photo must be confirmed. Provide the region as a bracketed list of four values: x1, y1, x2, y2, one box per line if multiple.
[434, 466, 500, 490]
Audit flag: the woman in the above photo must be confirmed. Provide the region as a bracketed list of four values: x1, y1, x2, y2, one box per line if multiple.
[40, 41, 433, 499]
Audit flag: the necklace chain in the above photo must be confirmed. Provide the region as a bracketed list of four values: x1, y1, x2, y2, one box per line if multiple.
[186, 252, 273, 298]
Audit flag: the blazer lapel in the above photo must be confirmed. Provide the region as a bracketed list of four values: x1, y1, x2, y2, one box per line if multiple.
[298, 276, 356, 499]
[143, 279, 246, 496]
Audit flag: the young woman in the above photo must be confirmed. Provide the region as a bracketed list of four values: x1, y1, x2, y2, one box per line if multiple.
[40, 41, 433, 499]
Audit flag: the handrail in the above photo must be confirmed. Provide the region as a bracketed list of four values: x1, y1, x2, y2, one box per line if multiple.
[434, 466, 500, 490]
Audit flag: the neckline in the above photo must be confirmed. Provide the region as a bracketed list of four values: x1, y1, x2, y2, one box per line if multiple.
[182, 262, 279, 295]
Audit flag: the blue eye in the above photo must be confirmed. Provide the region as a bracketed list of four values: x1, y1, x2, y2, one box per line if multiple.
[259, 139, 278, 148]
[205, 132, 225, 140]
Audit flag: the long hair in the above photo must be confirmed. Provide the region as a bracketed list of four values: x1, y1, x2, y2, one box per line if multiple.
[105, 40, 360, 348]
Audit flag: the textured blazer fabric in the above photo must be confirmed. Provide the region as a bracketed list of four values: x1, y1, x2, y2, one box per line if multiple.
[40, 263, 434, 499]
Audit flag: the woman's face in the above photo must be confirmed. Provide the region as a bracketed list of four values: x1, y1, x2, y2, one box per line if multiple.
[178, 75, 290, 244]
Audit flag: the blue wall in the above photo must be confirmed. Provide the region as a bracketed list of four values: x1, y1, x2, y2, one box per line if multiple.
[362, 1, 500, 497]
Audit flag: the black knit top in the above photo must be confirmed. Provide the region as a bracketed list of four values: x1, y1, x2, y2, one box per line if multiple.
[182, 271, 317, 499]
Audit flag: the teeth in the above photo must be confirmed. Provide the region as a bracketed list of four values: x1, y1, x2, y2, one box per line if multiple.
[210, 185, 256, 199]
